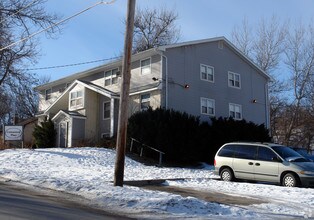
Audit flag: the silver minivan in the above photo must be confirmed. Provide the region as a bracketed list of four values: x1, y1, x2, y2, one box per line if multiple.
[214, 142, 314, 187]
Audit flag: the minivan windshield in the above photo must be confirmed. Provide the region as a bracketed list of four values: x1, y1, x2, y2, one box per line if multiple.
[271, 145, 308, 162]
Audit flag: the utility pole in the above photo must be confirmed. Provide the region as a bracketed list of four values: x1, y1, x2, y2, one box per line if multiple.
[114, 0, 136, 187]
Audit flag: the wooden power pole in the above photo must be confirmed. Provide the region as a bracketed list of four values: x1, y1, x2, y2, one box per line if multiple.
[114, 0, 136, 187]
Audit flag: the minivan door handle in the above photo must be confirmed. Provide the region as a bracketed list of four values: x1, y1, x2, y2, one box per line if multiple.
[255, 163, 260, 166]
[248, 162, 254, 165]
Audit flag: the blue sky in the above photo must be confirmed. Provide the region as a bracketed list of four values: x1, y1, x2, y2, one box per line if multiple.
[31, 0, 314, 81]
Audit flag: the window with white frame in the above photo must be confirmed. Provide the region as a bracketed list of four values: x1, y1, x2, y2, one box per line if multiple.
[45, 89, 52, 100]
[103, 101, 110, 119]
[228, 71, 241, 88]
[201, 97, 215, 115]
[141, 58, 151, 75]
[70, 90, 83, 108]
[200, 64, 214, 82]
[104, 68, 119, 86]
[229, 103, 242, 120]
[140, 93, 150, 110]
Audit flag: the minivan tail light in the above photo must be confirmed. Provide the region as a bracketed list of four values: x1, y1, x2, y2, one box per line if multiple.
[214, 159, 216, 166]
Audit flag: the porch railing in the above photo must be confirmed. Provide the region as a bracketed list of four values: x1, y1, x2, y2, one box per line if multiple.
[130, 138, 165, 166]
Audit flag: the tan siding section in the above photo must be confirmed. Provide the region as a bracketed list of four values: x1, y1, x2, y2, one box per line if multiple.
[129, 90, 161, 115]
[84, 89, 99, 141]
[38, 83, 68, 112]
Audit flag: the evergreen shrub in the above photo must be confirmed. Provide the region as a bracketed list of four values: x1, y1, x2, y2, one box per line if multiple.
[127, 108, 271, 165]
[33, 118, 56, 148]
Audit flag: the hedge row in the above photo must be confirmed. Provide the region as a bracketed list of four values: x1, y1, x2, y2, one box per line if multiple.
[127, 108, 271, 165]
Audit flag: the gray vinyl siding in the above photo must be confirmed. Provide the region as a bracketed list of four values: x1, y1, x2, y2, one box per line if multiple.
[164, 41, 268, 125]
[72, 118, 85, 146]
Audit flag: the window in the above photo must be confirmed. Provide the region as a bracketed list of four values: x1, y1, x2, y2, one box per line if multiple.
[257, 147, 277, 161]
[228, 71, 241, 88]
[140, 94, 150, 110]
[70, 90, 83, 108]
[218, 145, 236, 157]
[200, 64, 214, 82]
[104, 68, 119, 86]
[141, 58, 151, 75]
[234, 145, 257, 160]
[229, 103, 242, 120]
[103, 102, 110, 119]
[201, 98, 215, 115]
[45, 89, 52, 100]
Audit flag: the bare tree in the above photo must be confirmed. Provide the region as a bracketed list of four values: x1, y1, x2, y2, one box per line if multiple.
[132, 7, 181, 53]
[0, 88, 12, 124]
[232, 16, 287, 74]
[283, 22, 314, 145]
[231, 16, 289, 142]
[231, 17, 253, 57]
[0, 0, 59, 120]
[11, 75, 50, 119]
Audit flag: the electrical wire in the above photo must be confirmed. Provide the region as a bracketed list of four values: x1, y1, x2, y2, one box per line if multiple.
[24, 56, 122, 71]
[0, 0, 40, 25]
[0, 0, 116, 52]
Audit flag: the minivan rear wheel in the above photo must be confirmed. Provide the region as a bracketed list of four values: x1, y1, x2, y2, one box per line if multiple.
[220, 168, 234, 182]
[282, 173, 298, 187]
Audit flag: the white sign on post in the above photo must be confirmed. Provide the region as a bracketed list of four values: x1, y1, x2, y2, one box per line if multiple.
[4, 126, 23, 141]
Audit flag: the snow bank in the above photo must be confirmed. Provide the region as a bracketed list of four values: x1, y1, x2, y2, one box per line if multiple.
[0, 147, 313, 219]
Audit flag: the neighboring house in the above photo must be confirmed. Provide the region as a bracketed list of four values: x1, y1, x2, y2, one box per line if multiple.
[35, 37, 270, 147]
[0, 117, 38, 148]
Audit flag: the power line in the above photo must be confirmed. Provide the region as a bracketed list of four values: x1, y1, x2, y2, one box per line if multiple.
[24, 56, 122, 71]
[0, 0, 116, 52]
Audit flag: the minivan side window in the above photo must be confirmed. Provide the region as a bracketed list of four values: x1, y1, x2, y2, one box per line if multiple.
[257, 147, 277, 161]
[234, 145, 257, 160]
[218, 145, 235, 157]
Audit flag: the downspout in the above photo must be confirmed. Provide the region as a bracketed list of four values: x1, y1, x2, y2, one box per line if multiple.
[155, 48, 168, 109]
[265, 82, 270, 131]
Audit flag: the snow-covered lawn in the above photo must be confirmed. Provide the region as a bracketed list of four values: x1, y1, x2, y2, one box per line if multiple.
[0, 147, 313, 219]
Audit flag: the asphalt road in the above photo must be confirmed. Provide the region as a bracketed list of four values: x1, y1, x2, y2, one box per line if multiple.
[0, 181, 131, 220]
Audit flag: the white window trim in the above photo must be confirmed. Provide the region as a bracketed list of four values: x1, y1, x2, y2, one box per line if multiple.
[200, 64, 214, 83]
[229, 103, 242, 120]
[45, 88, 52, 101]
[103, 101, 111, 120]
[228, 71, 241, 89]
[69, 89, 84, 110]
[140, 57, 151, 75]
[140, 93, 151, 111]
[200, 97, 215, 116]
[104, 68, 119, 86]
